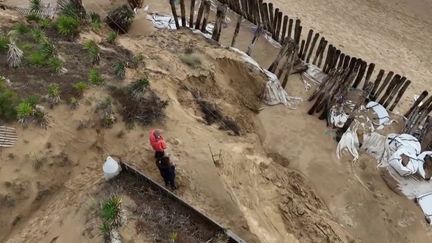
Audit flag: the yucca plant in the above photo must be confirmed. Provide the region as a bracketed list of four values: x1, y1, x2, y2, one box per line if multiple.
[129, 78, 149, 97]
[31, 28, 47, 43]
[89, 12, 102, 30]
[14, 23, 30, 35]
[106, 31, 118, 44]
[47, 83, 61, 106]
[58, 0, 86, 19]
[56, 15, 80, 37]
[83, 40, 100, 64]
[114, 62, 125, 80]
[72, 81, 88, 96]
[39, 18, 52, 29]
[16, 101, 34, 124]
[7, 43, 23, 68]
[39, 41, 56, 58]
[105, 5, 135, 34]
[47, 57, 63, 73]
[89, 68, 103, 85]
[100, 195, 122, 226]
[29, 0, 42, 15]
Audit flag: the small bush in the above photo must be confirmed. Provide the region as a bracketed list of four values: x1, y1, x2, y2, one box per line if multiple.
[7, 43, 24, 68]
[29, 0, 42, 15]
[96, 97, 116, 127]
[28, 51, 45, 66]
[0, 80, 19, 121]
[72, 81, 88, 96]
[47, 83, 61, 106]
[105, 5, 135, 34]
[39, 41, 55, 58]
[129, 78, 149, 95]
[100, 195, 121, 225]
[58, 0, 86, 19]
[56, 15, 80, 37]
[69, 97, 78, 109]
[83, 40, 100, 64]
[39, 18, 53, 29]
[26, 13, 41, 22]
[106, 31, 118, 44]
[14, 23, 30, 35]
[89, 12, 102, 30]
[47, 57, 63, 73]
[114, 62, 125, 79]
[0, 33, 9, 53]
[31, 28, 47, 43]
[16, 101, 34, 123]
[88, 69, 103, 85]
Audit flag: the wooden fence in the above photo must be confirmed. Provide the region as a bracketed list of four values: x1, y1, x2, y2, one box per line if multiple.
[169, 0, 431, 147]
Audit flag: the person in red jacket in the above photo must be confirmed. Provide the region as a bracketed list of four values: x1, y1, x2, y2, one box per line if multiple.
[149, 129, 167, 162]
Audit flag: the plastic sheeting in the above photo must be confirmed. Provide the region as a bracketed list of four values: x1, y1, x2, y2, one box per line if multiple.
[361, 132, 386, 160]
[336, 122, 360, 160]
[329, 106, 349, 128]
[146, 13, 214, 33]
[417, 192, 432, 224]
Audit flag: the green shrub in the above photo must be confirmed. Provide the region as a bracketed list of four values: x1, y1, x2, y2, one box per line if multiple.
[114, 62, 125, 79]
[0, 80, 19, 121]
[106, 31, 118, 44]
[89, 12, 102, 30]
[130, 78, 149, 95]
[47, 57, 62, 73]
[39, 41, 55, 58]
[100, 195, 121, 224]
[16, 101, 34, 122]
[0, 33, 9, 53]
[83, 40, 100, 64]
[24, 95, 39, 107]
[88, 69, 103, 85]
[29, 0, 42, 14]
[47, 83, 61, 105]
[26, 13, 41, 22]
[72, 81, 88, 96]
[58, 0, 85, 18]
[28, 51, 45, 66]
[56, 15, 80, 37]
[14, 23, 30, 34]
[39, 18, 53, 29]
[31, 28, 47, 43]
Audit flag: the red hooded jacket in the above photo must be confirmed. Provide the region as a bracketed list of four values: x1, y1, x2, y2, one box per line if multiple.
[149, 129, 167, 152]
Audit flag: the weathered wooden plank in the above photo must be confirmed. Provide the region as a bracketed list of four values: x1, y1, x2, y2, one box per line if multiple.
[352, 60, 367, 89]
[404, 91, 428, 118]
[370, 69, 385, 97]
[169, 0, 180, 29]
[312, 37, 325, 65]
[200, 0, 211, 33]
[317, 40, 328, 67]
[301, 29, 313, 60]
[274, 11, 283, 41]
[179, 0, 186, 27]
[373, 71, 394, 101]
[294, 19, 301, 45]
[194, 0, 205, 29]
[379, 74, 401, 104]
[306, 32, 319, 63]
[281, 15, 288, 42]
[231, 15, 242, 47]
[389, 80, 411, 111]
[287, 18, 293, 39]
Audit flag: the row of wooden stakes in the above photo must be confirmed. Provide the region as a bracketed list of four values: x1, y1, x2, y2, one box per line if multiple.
[168, 0, 430, 146]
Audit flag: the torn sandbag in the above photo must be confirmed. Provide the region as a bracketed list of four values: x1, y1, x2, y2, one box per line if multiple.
[302, 64, 328, 85]
[366, 101, 391, 126]
[416, 192, 432, 224]
[329, 105, 349, 128]
[336, 122, 360, 160]
[361, 132, 386, 161]
[417, 151, 432, 180]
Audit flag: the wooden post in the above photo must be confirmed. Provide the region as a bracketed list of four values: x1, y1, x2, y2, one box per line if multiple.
[268, 3, 274, 33]
[383, 76, 406, 108]
[299, 40, 305, 58]
[272, 8, 280, 37]
[301, 29, 313, 60]
[342, 55, 350, 69]
[257, 0, 264, 25]
[195, 0, 205, 29]
[294, 19, 301, 45]
[317, 40, 327, 67]
[212, 4, 227, 42]
[200, 0, 211, 33]
[274, 12, 283, 42]
[281, 15, 288, 41]
[231, 15, 242, 47]
[370, 69, 385, 97]
[389, 80, 411, 111]
[352, 60, 367, 88]
[323, 45, 334, 72]
[405, 91, 428, 118]
[306, 33, 319, 63]
[312, 37, 325, 65]
[378, 74, 401, 104]
[261, 3, 270, 31]
[189, 0, 196, 28]
[246, 25, 263, 56]
[363, 63, 375, 90]
[169, 0, 180, 29]
[373, 71, 394, 101]
[179, 0, 186, 27]
[331, 49, 341, 70]
[337, 53, 345, 69]
[281, 49, 297, 88]
[287, 18, 293, 39]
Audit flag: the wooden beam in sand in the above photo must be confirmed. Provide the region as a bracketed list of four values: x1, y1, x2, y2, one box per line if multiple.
[405, 91, 428, 118]
[306, 32, 319, 64]
[231, 15, 243, 47]
[169, 0, 180, 29]
[363, 63, 375, 89]
[372, 71, 394, 101]
[312, 37, 325, 65]
[281, 15, 288, 42]
[383, 76, 407, 108]
[274, 11, 283, 42]
[317, 39, 328, 68]
[389, 80, 411, 111]
[287, 18, 293, 39]
[200, 0, 211, 33]
[189, 0, 196, 28]
[342, 55, 351, 69]
[301, 29, 313, 60]
[352, 60, 367, 89]
[378, 74, 401, 105]
[246, 25, 263, 56]
[268, 3, 274, 34]
[294, 19, 301, 45]
[261, 3, 270, 31]
[195, 0, 205, 29]
[370, 69, 385, 97]
[212, 4, 228, 42]
[179, 0, 186, 27]
[337, 53, 345, 69]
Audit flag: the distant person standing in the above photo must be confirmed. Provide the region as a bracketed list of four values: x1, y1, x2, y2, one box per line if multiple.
[149, 129, 167, 162]
[157, 155, 177, 190]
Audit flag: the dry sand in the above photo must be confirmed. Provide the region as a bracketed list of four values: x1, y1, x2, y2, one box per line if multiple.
[0, 0, 432, 242]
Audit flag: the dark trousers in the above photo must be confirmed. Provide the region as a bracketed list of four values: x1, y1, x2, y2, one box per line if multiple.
[158, 166, 176, 189]
[154, 151, 165, 161]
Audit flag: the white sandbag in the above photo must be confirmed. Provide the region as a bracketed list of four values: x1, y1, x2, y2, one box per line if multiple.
[103, 156, 121, 180]
[416, 192, 432, 224]
[417, 151, 432, 179]
[361, 132, 386, 161]
[366, 101, 391, 125]
[329, 105, 348, 128]
[336, 123, 360, 160]
[388, 149, 421, 177]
